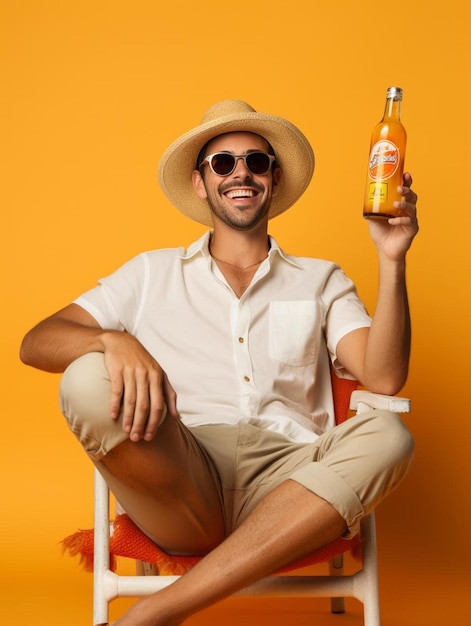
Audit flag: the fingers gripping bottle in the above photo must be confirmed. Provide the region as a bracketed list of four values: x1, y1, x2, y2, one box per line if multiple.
[363, 87, 407, 219]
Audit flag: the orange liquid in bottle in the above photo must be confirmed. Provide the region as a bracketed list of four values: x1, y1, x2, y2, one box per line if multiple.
[363, 87, 407, 219]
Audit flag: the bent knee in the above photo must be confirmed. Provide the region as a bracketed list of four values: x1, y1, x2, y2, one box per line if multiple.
[367, 411, 415, 481]
[377, 410, 414, 459]
[60, 352, 111, 419]
[59, 352, 127, 459]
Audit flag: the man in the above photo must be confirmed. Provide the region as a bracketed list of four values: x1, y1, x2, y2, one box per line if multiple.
[20, 99, 418, 626]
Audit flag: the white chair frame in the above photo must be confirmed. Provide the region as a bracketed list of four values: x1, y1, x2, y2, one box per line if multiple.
[92, 390, 410, 626]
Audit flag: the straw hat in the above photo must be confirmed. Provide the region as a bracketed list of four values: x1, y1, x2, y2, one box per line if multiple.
[158, 100, 315, 226]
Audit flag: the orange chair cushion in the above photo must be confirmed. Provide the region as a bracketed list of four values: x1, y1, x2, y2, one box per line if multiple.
[62, 513, 361, 575]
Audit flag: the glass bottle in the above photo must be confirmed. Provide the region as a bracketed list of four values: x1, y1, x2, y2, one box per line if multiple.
[363, 87, 407, 219]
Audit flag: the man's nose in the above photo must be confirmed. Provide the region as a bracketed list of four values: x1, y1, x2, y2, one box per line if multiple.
[232, 156, 252, 177]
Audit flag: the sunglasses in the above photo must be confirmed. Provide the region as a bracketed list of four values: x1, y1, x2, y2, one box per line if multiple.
[200, 151, 276, 177]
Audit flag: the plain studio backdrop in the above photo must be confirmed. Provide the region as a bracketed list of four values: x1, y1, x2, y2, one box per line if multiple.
[2, 1, 470, 624]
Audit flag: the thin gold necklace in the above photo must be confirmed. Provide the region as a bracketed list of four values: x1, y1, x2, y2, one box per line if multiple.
[209, 244, 269, 270]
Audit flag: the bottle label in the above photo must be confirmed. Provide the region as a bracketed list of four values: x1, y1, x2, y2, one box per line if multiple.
[368, 140, 400, 180]
[367, 182, 388, 204]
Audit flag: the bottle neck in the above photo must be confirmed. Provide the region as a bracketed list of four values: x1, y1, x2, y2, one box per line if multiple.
[383, 97, 402, 122]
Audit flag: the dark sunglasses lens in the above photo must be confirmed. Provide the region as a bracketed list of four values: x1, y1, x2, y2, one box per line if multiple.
[246, 152, 271, 174]
[211, 153, 236, 175]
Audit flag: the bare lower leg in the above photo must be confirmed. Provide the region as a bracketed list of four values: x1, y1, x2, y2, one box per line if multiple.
[112, 479, 347, 626]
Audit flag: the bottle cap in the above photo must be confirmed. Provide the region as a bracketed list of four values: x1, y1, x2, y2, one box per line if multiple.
[387, 86, 403, 101]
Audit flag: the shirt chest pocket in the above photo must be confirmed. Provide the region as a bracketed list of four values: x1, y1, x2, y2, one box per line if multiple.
[269, 300, 320, 366]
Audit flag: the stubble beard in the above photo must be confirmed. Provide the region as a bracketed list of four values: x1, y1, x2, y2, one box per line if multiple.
[207, 182, 271, 231]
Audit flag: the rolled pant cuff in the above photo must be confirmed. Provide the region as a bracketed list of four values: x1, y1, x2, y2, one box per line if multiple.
[290, 461, 364, 538]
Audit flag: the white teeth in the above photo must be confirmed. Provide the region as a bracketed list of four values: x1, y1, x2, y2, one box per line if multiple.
[226, 189, 255, 199]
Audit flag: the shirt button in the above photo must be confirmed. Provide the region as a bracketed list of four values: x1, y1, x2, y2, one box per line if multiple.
[238, 337, 244, 343]
[243, 376, 250, 382]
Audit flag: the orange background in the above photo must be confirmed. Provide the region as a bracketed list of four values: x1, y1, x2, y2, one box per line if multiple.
[2, 1, 470, 624]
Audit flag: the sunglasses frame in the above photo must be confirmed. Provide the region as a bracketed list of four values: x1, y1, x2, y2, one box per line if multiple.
[200, 151, 276, 177]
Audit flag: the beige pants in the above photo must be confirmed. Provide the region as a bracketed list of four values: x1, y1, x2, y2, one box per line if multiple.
[60, 352, 414, 545]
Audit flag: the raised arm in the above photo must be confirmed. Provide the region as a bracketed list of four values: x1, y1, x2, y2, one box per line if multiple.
[336, 172, 419, 395]
[20, 303, 178, 441]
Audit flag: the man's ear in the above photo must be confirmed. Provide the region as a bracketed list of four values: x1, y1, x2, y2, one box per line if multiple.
[192, 170, 208, 199]
[271, 166, 282, 197]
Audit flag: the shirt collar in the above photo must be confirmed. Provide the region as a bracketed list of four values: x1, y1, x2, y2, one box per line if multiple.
[179, 232, 211, 260]
[267, 236, 303, 269]
[180, 231, 303, 269]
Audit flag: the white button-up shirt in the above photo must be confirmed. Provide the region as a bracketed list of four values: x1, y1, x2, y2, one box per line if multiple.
[75, 232, 371, 443]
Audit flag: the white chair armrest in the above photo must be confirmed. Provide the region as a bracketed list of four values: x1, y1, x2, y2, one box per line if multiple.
[350, 390, 411, 414]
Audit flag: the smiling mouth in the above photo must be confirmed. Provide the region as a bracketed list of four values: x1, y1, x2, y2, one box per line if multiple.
[225, 189, 257, 199]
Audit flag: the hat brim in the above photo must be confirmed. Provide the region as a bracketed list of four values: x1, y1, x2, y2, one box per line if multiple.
[158, 107, 315, 227]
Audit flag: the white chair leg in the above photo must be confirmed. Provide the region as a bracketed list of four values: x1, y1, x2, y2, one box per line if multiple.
[359, 513, 380, 626]
[93, 468, 111, 626]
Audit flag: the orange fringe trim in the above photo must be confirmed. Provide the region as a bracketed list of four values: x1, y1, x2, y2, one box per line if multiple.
[62, 513, 361, 576]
